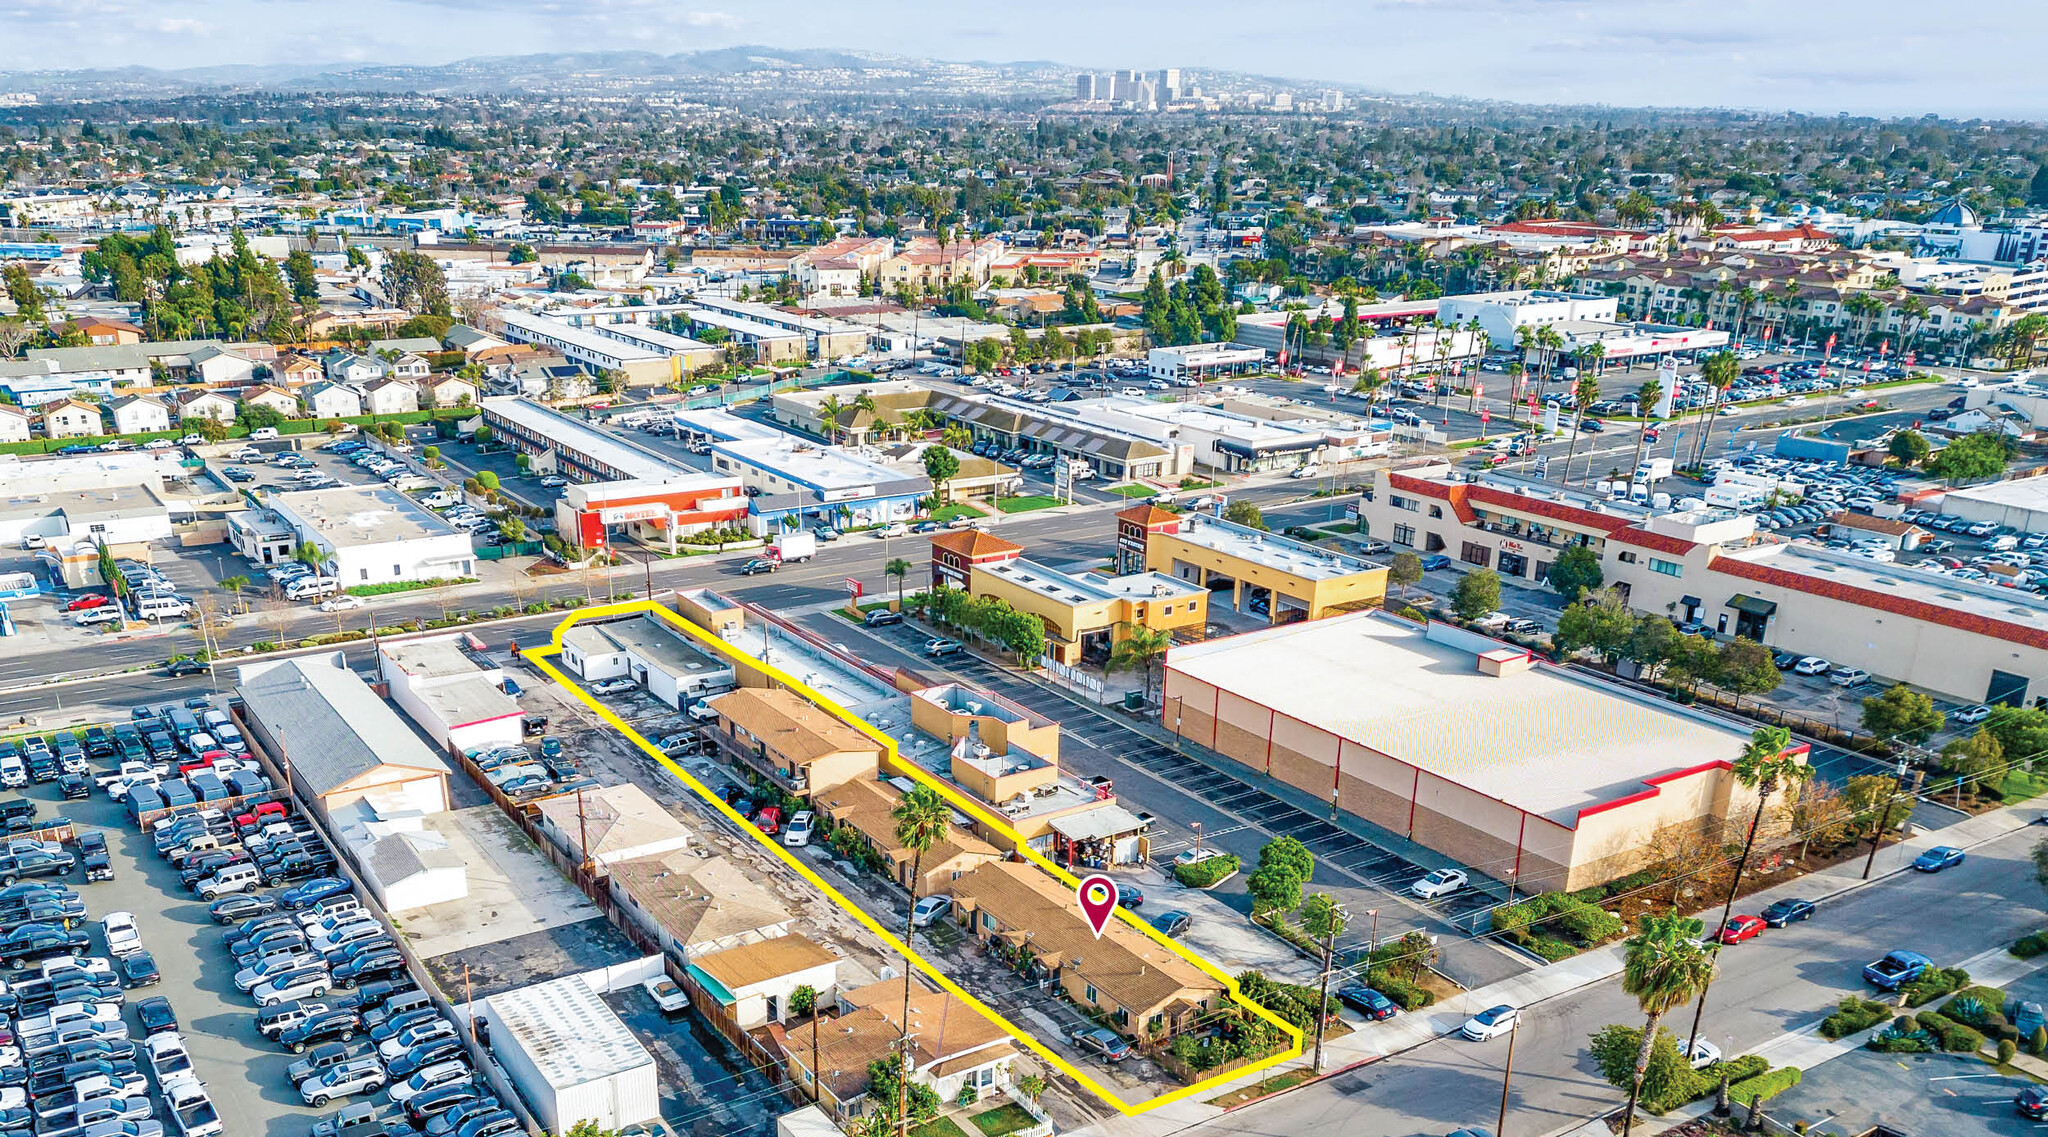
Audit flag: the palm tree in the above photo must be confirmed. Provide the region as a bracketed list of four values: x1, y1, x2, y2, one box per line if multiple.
[1105, 623, 1173, 706]
[1689, 351, 1740, 469]
[1560, 372, 1600, 484]
[889, 785, 952, 1135]
[884, 558, 911, 607]
[1625, 378, 1664, 494]
[816, 395, 846, 443]
[1680, 727, 1809, 1056]
[1618, 914, 1718, 1136]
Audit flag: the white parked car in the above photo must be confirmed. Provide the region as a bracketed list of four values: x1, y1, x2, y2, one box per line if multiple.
[782, 811, 814, 847]
[910, 896, 953, 928]
[1687, 1039, 1722, 1069]
[75, 608, 124, 627]
[587, 677, 637, 697]
[1173, 847, 1223, 868]
[1792, 656, 1831, 676]
[641, 976, 688, 1013]
[1410, 868, 1469, 899]
[1829, 667, 1870, 687]
[101, 912, 144, 957]
[1461, 1004, 1519, 1041]
[1953, 704, 1995, 724]
[317, 595, 364, 613]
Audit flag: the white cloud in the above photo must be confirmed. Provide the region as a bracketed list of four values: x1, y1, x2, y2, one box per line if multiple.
[681, 9, 740, 28]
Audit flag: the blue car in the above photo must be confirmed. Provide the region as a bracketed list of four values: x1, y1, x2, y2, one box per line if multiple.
[1912, 846, 1965, 873]
[1419, 554, 1452, 571]
[279, 877, 353, 910]
[1864, 949, 1932, 990]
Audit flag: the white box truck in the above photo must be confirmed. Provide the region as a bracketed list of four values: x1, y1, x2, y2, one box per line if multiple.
[769, 532, 816, 563]
[1635, 457, 1674, 482]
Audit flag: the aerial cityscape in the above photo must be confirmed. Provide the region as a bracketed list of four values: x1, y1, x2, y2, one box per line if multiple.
[0, 12, 2046, 1137]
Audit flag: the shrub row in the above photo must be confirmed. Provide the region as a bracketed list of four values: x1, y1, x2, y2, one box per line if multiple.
[1363, 968, 1436, 1011]
[1819, 996, 1893, 1040]
[2013, 930, 2048, 958]
[1912, 1008, 1988, 1052]
[1725, 1065, 1802, 1106]
[1172, 854, 1240, 890]
[1641, 1054, 1770, 1115]
[1489, 891, 1625, 957]
[1902, 965, 1971, 1007]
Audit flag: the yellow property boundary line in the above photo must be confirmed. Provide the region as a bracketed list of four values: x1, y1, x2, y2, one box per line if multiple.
[523, 599, 1303, 1116]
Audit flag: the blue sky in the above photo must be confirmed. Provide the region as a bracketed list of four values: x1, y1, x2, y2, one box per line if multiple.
[4, 0, 2043, 119]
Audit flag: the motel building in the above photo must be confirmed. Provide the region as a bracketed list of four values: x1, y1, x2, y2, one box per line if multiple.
[552, 475, 750, 554]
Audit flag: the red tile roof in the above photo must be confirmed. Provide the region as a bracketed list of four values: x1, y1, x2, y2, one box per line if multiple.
[1467, 486, 1634, 534]
[1712, 554, 2048, 652]
[1386, 472, 1476, 524]
[1611, 526, 1699, 556]
[1117, 504, 1182, 528]
[928, 530, 1023, 561]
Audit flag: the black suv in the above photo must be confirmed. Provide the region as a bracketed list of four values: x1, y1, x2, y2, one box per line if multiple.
[280, 1007, 362, 1053]
[76, 833, 112, 882]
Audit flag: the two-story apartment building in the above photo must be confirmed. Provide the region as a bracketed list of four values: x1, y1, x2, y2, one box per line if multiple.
[704, 687, 882, 797]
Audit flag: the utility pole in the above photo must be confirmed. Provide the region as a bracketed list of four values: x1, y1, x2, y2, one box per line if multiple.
[1863, 769, 1923, 880]
[575, 786, 592, 877]
[1496, 1018, 1519, 1137]
[1310, 902, 1345, 1072]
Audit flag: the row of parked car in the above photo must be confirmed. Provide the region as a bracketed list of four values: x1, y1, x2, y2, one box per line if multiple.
[463, 740, 594, 801]
[0, 865, 221, 1137]
[204, 872, 517, 1137]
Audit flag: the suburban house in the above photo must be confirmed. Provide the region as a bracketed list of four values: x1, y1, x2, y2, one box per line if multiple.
[816, 776, 1002, 896]
[187, 344, 255, 386]
[305, 381, 364, 420]
[951, 860, 1224, 1040]
[324, 351, 381, 385]
[175, 389, 238, 425]
[685, 934, 841, 1030]
[605, 850, 794, 960]
[109, 395, 171, 436]
[0, 405, 32, 443]
[360, 376, 420, 415]
[776, 977, 1017, 1122]
[239, 384, 302, 418]
[379, 352, 432, 381]
[40, 399, 102, 439]
[704, 687, 883, 797]
[56, 317, 143, 346]
[272, 353, 324, 386]
[425, 374, 479, 408]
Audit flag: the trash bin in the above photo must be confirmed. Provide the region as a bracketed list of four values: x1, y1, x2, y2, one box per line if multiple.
[1123, 691, 1145, 711]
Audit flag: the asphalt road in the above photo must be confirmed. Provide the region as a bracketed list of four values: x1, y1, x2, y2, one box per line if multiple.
[1188, 819, 2047, 1137]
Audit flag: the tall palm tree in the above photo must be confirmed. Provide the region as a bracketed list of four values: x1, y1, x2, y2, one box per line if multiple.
[1105, 623, 1173, 706]
[1682, 727, 1809, 1054]
[816, 395, 845, 444]
[889, 785, 951, 1135]
[1689, 351, 1740, 469]
[1625, 378, 1664, 494]
[1560, 372, 1600, 484]
[1619, 913, 1717, 1136]
[884, 557, 911, 607]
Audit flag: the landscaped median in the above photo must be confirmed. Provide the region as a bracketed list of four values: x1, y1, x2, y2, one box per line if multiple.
[1589, 1024, 1798, 1115]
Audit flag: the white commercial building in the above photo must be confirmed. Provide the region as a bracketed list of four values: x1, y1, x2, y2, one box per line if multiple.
[1146, 343, 1267, 382]
[1437, 289, 1622, 349]
[1932, 474, 2048, 534]
[267, 486, 477, 586]
[560, 614, 737, 710]
[361, 830, 469, 914]
[379, 636, 526, 753]
[482, 975, 659, 1136]
[1061, 396, 1327, 473]
[490, 309, 680, 388]
[708, 437, 930, 536]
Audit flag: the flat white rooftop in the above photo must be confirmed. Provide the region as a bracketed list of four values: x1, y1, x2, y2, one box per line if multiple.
[480, 397, 682, 482]
[1166, 611, 1755, 824]
[593, 322, 717, 356]
[484, 974, 652, 1088]
[671, 408, 793, 443]
[273, 485, 463, 546]
[685, 307, 803, 342]
[979, 558, 1203, 606]
[1170, 513, 1379, 580]
[710, 437, 906, 492]
[1726, 540, 2048, 634]
[1940, 474, 2048, 512]
[494, 309, 666, 363]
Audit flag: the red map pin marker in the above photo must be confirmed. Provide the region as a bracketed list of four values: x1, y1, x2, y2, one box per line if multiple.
[1077, 874, 1118, 938]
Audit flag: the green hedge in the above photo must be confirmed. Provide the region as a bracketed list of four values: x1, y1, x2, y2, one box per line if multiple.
[2013, 931, 2048, 958]
[342, 576, 478, 598]
[1819, 996, 1893, 1039]
[1363, 968, 1436, 1010]
[1914, 1007, 1987, 1052]
[1866, 1016, 1935, 1053]
[1488, 891, 1625, 957]
[1903, 965, 1971, 1007]
[1172, 854, 1240, 890]
[1725, 1065, 1801, 1106]
[1641, 1054, 1769, 1115]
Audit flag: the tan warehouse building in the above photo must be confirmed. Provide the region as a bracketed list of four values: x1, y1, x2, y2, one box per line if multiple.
[1161, 611, 1800, 893]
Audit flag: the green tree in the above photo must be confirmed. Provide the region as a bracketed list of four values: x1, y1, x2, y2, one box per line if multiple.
[1590, 1024, 1689, 1113]
[1547, 545, 1604, 601]
[1714, 637, 1782, 702]
[2, 264, 44, 322]
[284, 249, 320, 306]
[500, 517, 527, 543]
[2033, 836, 2048, 907]
[1927, 431, 2010, 483]
[181, 416, 228, 443]
[1105, 622, 1173, 707]
[1888, 429, 1932, 468]
[1617, 914, 1717, 1134]
[294, 540, 327, 577]
[1248, 836, 1315, 919]
[1223, 500, 1268, 531]
[1387, 551, 1423, 600]
[239, 405, 285, 430]
[1450, 568, 1501, 621]
[1989, 706, 2048, 761]
[922, 446, 961, 501]
[1553, 588, 1638, 659]
[1941, 728, 2003, 797]
[1861, 684, 1945, 744]
[788, 984, 823, 1104]
[96, 542, 125, 599]
[884, 557, 912, 606]
[475, 470, 501, 495]
[1623, 616, 1683, 680]
[867, 1053, 940, 1131]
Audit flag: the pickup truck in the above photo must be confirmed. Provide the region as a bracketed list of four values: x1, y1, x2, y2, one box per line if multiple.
[20, 999, 123, 1038]
[98, 770, 162, 802]
[1864, 949, 1932, 990]
[162, 1076, 223, 1137]
[146, 1033, 197, 1081]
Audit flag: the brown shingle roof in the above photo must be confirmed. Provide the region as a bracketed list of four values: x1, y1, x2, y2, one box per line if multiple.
[708, 688, 881, 764]
[693, 934, 840, 991]
[928, 530, 1023, 560]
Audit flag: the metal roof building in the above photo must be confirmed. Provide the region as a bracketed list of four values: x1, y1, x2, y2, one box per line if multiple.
[235, 653, 452, 821]
[482, 975, 659, 1136]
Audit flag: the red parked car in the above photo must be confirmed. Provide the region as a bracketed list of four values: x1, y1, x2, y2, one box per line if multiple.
[1716, 915, 1766, 944]
[753, 806, 782, 836]
[63, 594, 110, 612]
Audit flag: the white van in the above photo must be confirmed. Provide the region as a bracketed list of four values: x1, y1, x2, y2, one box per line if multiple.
[134, 596, 191, 621]
[284, 577, 340, 601]
[247, 427, 280, 441]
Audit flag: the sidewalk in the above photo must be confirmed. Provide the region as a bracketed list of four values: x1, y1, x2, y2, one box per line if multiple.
[1065, 793, 2044, 1137]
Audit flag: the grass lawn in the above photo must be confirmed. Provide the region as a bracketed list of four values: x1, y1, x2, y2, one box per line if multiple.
[1206, 1068, 1317, 1108]
[1996, 767, 2048, 803]
[1107, 484, 1158, 499]
[994, 495, 1062, 514]
[830, 600, 894, 623]
[910, 1119, 973, 1137]
[968, 1103, 1039, 1137]
[930, 504, 987, 522]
